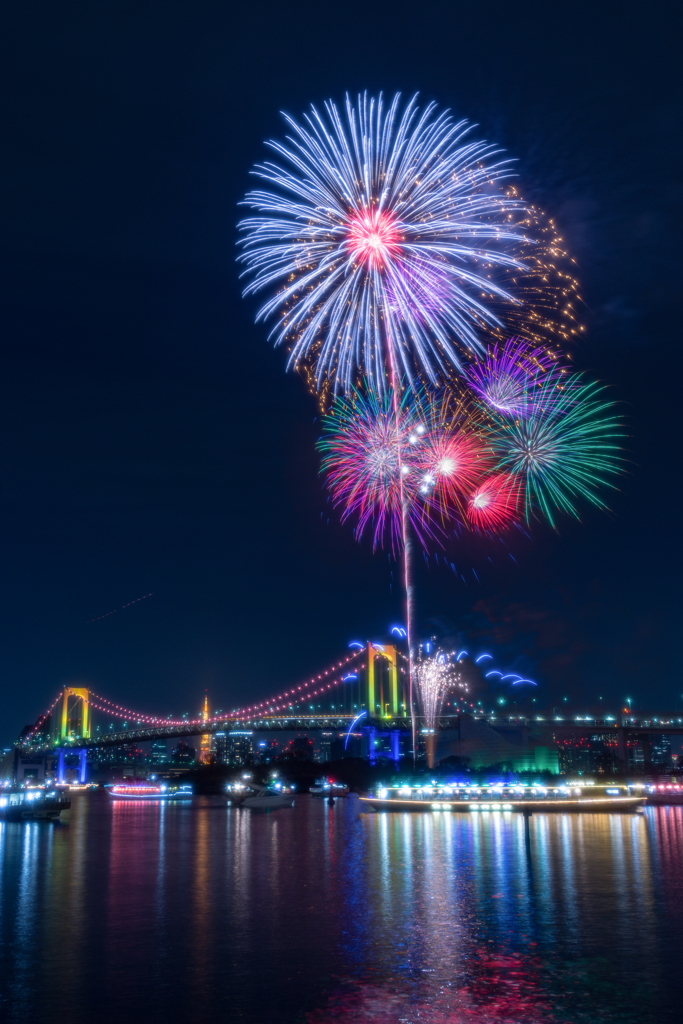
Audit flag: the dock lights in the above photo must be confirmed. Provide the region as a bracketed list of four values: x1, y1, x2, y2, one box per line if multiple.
[431, 803, 452, 811]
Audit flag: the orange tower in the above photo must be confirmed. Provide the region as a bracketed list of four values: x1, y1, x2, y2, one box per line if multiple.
[199, 694, 212, 764]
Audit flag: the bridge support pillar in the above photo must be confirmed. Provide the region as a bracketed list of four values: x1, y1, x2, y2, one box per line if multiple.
[367, 727, 376, 764]
[79, 749, 87, 784]
[616, 727, 627, 769]
[390, 730, 400, 764]
[57, 749, 65, 785]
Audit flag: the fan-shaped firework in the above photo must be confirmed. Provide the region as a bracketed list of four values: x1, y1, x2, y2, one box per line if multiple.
[465, 335, 569, 417]
[415, 645, 466, 732]
[488, 376, 622, 528]
[318, 387, 486, 553]
[467, 472, 522, 531]
[239, 92, 528, 396]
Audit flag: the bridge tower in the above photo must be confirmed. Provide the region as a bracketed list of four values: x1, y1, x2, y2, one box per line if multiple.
[199, 694, 212, 764]
[59, 687, 91, 742]
[367, 643, 400, 719]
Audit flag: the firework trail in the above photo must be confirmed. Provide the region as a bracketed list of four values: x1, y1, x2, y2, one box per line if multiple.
[319, 383, 488, 755]
[487, 375, 622, 528]
[239, 92, 528, 397]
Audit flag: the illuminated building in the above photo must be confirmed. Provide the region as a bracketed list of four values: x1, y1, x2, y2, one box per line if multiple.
[651, 734, 672, 768]
[215, 731, 253, 767]
[555, 733, 620, 775]
[214, 732, 228, 763]
[150, 739, 168, 765]
[318, 732, 333, 763]
[171, 742, 196, 766]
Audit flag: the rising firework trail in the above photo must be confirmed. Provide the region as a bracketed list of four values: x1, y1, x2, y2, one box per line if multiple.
[319, 385, 487, 754]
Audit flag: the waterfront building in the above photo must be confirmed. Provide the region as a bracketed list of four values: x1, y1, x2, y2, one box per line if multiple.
[651, 734, 672, 768]
[171, 742, 196, 766]
[150, 739, 168, 765]
[214, 731, 253, 766]
[556, 734, 619, 775]
[317, 732, 333, 763]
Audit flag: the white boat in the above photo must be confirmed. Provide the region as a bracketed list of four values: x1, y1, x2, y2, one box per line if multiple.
[310, 779, 349, 798]
[234, 784, 294, 809]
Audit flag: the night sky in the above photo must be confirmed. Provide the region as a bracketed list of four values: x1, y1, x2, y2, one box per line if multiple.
[1, 2, 680, 743]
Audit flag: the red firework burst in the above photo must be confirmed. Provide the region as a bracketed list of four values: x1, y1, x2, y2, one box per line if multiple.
[467, 473, 521, 531]
[416, 431, 491, 517]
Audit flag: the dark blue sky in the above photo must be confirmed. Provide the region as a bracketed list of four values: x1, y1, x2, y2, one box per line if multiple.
[0, 2, 680, 743]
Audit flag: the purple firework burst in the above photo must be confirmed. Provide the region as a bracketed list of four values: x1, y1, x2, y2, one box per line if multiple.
[465, 336, 569, 418]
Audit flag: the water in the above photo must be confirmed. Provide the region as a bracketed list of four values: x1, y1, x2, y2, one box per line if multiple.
[0, 794, 681, 1023]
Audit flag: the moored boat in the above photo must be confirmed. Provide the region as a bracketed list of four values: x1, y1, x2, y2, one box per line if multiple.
[0, 787, 71, 821]
[231, 783, 294, 809]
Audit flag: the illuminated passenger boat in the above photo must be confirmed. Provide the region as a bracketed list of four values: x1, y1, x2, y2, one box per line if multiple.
[361, 783, 647, 814]
[0, 787, 71, 821]
[108, 783, 193, 800]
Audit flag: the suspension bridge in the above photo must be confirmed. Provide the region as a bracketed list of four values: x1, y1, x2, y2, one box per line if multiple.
[15, 643, 423, 780]
[12, 640, 683, 783]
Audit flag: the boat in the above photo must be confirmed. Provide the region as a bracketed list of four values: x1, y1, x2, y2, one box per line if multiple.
[361, 782, 647, 814]
[231, 783, 294, 809]
[107, 783, 193, 800]
[310, 778, 349, 798]
[0, 787, 71, 821]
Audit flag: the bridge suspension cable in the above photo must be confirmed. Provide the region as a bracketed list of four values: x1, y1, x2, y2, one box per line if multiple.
[24, 647, 370, 739]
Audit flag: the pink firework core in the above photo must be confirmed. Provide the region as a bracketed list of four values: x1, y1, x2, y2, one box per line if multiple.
[468, 473, 521, 531]
[348, 210, 399, 266]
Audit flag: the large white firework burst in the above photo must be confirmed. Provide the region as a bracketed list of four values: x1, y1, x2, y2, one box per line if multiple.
[238, 92, 528, 395]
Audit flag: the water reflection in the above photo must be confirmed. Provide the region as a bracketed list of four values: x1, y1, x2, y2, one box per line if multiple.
[0, 799, 679, 1023]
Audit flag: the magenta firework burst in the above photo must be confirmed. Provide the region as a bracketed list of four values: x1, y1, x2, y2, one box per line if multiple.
[318, 388, 487, 553]
[239, 93, 527, 395]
